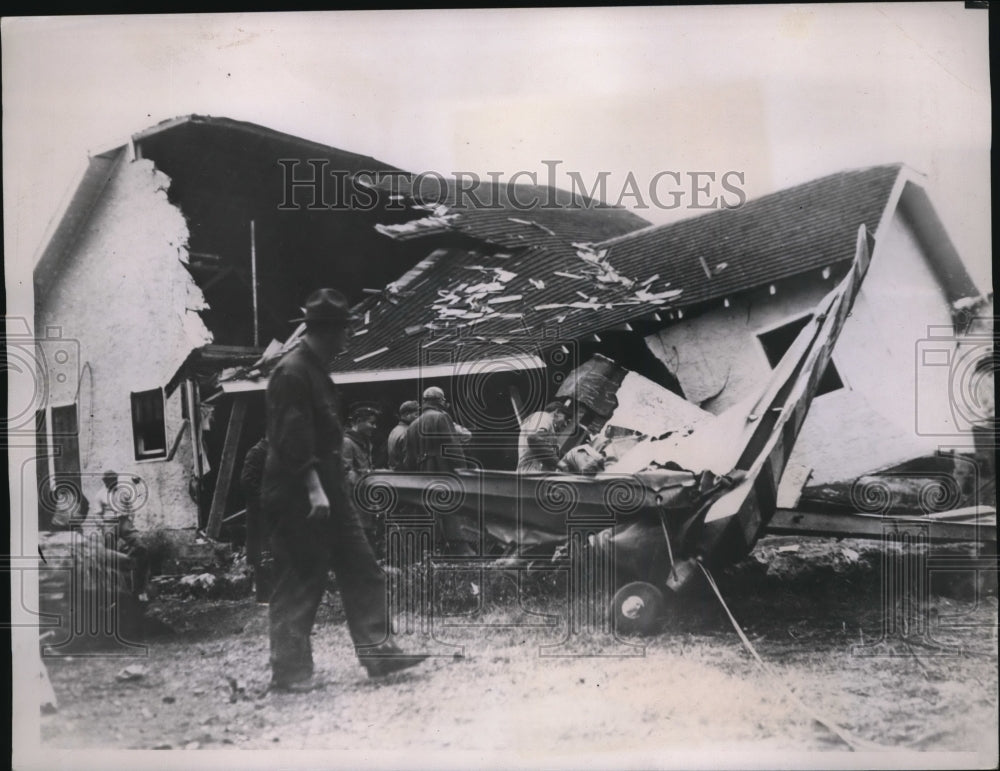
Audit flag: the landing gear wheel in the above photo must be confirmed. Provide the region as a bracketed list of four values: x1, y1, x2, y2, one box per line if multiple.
[611, 581, 665, 636]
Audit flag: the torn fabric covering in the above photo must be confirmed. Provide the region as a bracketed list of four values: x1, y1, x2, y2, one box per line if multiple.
[612, 229, 873, 479]
[644, 321, 733, 405]
[357, 469, 699, 549]
[602, 370, 712, 438]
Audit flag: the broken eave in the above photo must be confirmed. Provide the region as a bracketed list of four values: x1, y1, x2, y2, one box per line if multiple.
[166, 344, 266, 395]
[218, 351, 546, 392]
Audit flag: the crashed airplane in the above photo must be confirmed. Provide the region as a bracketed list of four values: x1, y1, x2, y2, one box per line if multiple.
[357, 225, 993, 633]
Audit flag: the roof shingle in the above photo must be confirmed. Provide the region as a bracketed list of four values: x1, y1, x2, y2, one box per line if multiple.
[226, 164, 905, 384]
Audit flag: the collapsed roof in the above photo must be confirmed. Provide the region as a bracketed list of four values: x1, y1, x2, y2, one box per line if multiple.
[35, 115, 649, 370]
[33, 118, 978, 396]
[223, 162, 978, 390]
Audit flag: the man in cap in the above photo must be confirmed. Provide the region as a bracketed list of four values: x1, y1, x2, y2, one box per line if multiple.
[343, 403, 382, 552]
[262, 288, 427, 692]
[386, 400, 420, 471]
[343, 404, 380, 490]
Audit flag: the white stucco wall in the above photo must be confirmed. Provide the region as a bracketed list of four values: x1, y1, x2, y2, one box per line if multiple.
[36, 157, 212, 530]
[645, 211, 963, 486]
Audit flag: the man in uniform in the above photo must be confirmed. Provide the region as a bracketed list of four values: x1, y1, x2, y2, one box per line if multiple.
[262, 288, 427, 692]
[343, 403, 383, 554]
[403, 387, 468, 474]
[386, 400, 420, 471]
[342, 405, 379, 489]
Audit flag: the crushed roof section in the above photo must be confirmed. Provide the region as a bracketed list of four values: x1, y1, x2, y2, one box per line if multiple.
[223, 164, 908, 384]
[369, 175, 651, 248]
[319, 165, 906, 372]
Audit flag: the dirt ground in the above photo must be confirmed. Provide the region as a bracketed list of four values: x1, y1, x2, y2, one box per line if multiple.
[39, 536, 998, 764]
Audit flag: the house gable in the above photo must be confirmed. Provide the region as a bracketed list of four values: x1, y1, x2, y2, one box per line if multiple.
[34, 154, 212, 530]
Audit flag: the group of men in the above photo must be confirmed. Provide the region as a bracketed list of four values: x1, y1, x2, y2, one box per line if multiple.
[338, 388, 474, 553]
[255, 286, 610, 694]
[344, 390, 475, 476]
[344, 392, 585, 480]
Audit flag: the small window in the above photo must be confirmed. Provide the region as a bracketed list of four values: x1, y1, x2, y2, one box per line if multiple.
[757, 316, 844, 396]
[50, 404, 82, 475]
[131, 389, 167, 460]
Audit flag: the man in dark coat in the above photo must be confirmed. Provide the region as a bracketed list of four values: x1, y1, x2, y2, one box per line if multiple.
[403, 387, 475, 554]
[386, 400, 419, 471]
[403, 387, 469, 473]
[262, 288, 427, 692]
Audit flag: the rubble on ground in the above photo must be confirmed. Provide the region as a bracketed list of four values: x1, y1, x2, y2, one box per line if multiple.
[151, 551, 253, 599]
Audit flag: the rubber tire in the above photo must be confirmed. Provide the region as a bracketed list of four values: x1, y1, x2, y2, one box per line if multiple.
[611, 581, 665, 637]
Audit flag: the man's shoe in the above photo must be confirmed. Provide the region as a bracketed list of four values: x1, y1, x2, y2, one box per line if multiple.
[268, 673, 327, 693]
[359, 645, 429, 679]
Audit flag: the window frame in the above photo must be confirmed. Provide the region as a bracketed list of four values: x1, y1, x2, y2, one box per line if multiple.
[754, 313, 848, 397]
[130, 387, 168, 461]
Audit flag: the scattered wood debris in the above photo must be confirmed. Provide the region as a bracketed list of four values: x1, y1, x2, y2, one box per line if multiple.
[346, 233, 688, 368]
[508, 217, 557, 236]
[375, 204, 459, 238]
[353, 347, 389, 362]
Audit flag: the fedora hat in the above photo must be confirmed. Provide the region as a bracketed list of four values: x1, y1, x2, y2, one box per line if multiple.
[290, 288, 358, 326]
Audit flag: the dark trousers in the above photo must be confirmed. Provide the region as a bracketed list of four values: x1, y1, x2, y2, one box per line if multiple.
[268, 502, 389, 684]
[245, 500, 263, 567]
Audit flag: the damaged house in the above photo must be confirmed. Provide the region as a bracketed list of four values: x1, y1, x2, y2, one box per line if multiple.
[32, 115, 648, 540]
[34, 112, 990, 551]
[613, 164, 993, 514]
[225, 162, 993, 524]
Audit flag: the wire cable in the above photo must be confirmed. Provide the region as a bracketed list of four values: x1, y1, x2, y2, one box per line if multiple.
[697, 560, 888, 752]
